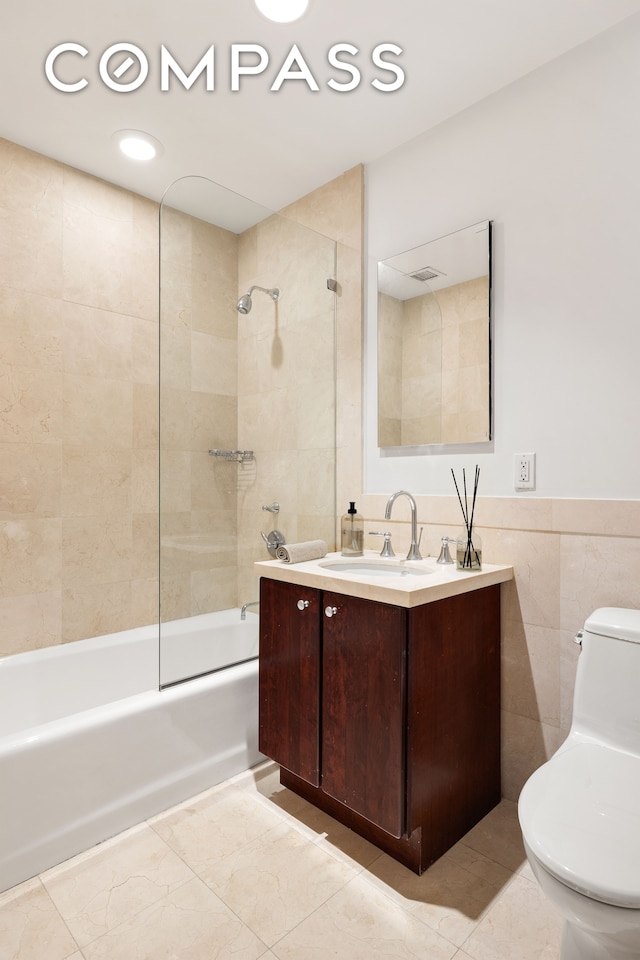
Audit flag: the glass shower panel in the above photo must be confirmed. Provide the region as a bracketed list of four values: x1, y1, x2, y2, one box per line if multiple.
[159, 176, 337, 687]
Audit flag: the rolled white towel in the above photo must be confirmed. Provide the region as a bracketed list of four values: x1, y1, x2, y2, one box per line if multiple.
[276, 540, 328, 564]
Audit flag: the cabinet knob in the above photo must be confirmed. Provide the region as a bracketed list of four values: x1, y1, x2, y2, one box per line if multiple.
[324, 605, 338, 618]
[297, 599, 309, 610]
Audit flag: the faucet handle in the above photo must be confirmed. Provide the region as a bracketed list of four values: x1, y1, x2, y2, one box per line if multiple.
[370, 531, 395, 558]
[436, 536, 455, 564]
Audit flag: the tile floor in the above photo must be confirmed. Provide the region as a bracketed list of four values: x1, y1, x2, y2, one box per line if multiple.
[0, 761, 564, 960]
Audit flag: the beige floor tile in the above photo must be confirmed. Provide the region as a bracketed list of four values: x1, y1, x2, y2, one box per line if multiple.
[0, 768, 561, 960]
[201, 820, 358, 946]
[289, 800, 384, 869]
[456, 800, 526, 873]
[272, 872, 457, 960]
[236, 763, 387, 873]
[81, 876, 267, 960]
[221, 763, 380, 866]
[518, 860, 536, 882]
[461, 874, 562, 960]
[367, 850, 505, 947]
[446, 840, 515, 889]
[232, 761, 311, 817]
[0, 877, 79, 960]
[150, 783, 289, 871]
[41, 823, 194, 947]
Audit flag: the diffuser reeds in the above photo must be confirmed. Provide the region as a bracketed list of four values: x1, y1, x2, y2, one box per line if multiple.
[451, 465, 481, 569]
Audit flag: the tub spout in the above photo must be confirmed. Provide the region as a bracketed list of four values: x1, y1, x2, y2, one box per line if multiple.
[241, 600, 260, 620]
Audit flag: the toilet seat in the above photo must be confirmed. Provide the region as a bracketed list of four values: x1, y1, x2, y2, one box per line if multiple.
[519, 742, 640, 909]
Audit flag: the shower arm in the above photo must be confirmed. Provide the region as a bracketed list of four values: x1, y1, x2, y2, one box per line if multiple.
[248, 285, 279, 301]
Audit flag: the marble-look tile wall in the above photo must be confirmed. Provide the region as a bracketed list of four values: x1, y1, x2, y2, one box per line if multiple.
[377, 291, 406, 447]
[234, 165, 364, 603]
[377, 276, 489, 447]
[159, 204, 240, 621]
[158, 170, 363, 619]
[235, 214, 338, 606]
[438, 276, 489, 444]
[0, 138, 158, 655]
[279, 167, 365, 533]
[161, 168, 363, 615]
[0, 139, 362, 654]
[400, 288, 443, 445]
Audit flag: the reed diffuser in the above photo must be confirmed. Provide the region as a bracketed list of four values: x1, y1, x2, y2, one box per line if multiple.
[451, 465, 482, 570]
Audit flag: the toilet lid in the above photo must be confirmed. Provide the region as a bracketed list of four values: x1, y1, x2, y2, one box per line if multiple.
[519, 743, 640, 908]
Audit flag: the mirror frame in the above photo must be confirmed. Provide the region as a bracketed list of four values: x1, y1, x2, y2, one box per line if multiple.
[375, 220, 493, 457]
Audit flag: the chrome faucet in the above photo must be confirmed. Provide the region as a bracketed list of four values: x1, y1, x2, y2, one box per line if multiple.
[384, 490, 423, 561]
[241, 600, 259, 620]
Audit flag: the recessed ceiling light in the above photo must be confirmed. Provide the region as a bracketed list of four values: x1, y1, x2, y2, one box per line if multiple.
[254, 0, 310, 23]
[112, 129, 164, 162]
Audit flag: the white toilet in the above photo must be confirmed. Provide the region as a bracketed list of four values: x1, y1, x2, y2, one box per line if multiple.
[518, 607, 640, 960]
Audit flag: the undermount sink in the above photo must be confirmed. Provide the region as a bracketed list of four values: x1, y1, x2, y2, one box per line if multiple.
[319, 559, 432, 579]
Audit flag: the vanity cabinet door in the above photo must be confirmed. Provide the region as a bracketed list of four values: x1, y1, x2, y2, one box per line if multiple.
[259, 578, 321, 786]
[321, 592, 407, 838]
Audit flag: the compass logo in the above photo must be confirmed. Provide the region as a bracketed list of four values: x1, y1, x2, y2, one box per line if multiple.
[44, 42, 405, 93]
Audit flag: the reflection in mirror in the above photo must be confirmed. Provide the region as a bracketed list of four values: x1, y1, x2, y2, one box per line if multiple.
[377, 220, 492, 450]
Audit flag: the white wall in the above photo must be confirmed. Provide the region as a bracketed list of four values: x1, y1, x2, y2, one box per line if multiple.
[364, 13, 640, 499]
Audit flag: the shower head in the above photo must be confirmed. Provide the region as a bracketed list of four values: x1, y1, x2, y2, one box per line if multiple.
[236, 284, 280, 314]
[236, 293, 252, 314]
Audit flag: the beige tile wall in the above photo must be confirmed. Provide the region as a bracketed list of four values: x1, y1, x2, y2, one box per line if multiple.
[400, 288, 443, 445]
[0, 138, 159, 654]
[160, 170, 362, 617]
[280, 166, 365, 529]
[377, 291, 404, 446]
[0, 140, 361, 654]
[236, 213, 338, 606]
[439, 276, 490, 443]
[159, 204, 240, 621]
[233, 164, 364, 605]
[377, 276, 489, 447]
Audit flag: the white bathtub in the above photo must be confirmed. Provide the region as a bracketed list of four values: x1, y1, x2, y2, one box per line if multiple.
[0, 610, 261, 893]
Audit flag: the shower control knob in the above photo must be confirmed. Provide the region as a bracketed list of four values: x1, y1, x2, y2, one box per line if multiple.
[324, 606, 338, 618]
[297, 600, 309, 610]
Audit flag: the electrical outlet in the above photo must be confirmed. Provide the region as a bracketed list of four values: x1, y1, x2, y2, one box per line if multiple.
[515, 453, 536, 490]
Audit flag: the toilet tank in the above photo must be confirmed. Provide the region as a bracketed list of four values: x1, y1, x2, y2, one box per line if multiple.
[571, 607, 640, 754]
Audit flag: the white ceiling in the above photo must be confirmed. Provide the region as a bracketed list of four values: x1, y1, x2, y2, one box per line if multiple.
[4, 0, 640, 221]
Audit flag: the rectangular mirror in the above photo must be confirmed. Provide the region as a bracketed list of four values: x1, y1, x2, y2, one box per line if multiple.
[377, 220, 492, 452]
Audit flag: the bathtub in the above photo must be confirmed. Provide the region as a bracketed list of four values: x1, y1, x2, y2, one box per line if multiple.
[0, 609, 261, 894]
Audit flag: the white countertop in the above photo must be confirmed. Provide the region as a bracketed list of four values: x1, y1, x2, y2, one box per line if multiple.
[255, 550, 513, 609]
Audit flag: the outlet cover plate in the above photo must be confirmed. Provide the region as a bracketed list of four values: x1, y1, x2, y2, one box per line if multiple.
[515, 453, 536, 490]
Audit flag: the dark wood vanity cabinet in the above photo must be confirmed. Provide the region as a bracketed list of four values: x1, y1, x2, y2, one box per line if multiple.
[258, 575, 501, 874]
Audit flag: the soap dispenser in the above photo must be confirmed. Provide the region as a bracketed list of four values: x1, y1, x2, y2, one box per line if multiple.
[341, 502, 364, 557]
